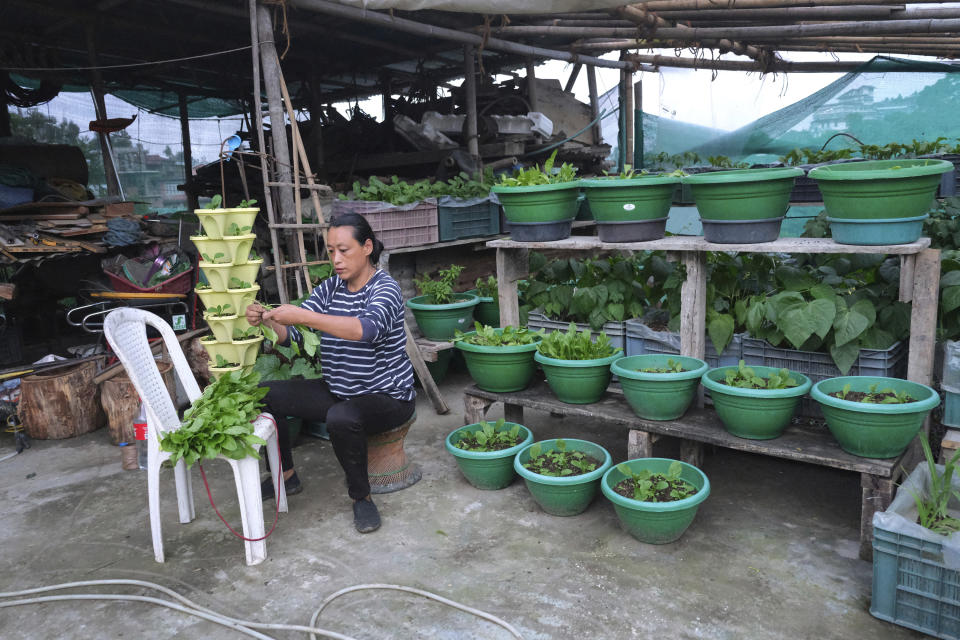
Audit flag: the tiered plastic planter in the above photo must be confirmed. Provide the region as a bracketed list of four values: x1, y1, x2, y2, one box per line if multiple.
[193, 207, 263, 381]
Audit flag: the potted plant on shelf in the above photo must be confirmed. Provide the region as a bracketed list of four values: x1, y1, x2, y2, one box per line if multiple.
[580, 167, 681, 242]
[601, 458, 711, 544]
[453, 323, 544, 393]
[700, 361, 812, 440]
[514, 438, 612, 516]
[534, 323, 622, 404]
[207, 354, 242, 381]
[466, 276, 501, 328]
[203, 304, 239, 342]
[406, 264, 479, 340]
[810, 376, 940, 458]
[490, 150, 580, 242]
[610, 354, 709, 420]
[194, 196, 260, 239]
[445, 418, 534, 490]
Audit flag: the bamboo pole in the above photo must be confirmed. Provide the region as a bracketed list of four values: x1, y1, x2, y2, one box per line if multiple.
[623, 53, 871, 72]
[526, 59, 539, 111]
[463, 45, 479, 159]
[564, 63, 582, 93]
[652, 5, 901, 20]
[633, 79, 643, 171]
[623, 67, 634, 167]
[587, 64, 601, 145]
[635, 0, 937, 10]
[84, 24, 121, 198]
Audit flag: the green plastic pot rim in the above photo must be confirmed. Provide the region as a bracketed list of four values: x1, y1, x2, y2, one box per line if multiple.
[534, 349, 623, 367]
[490, 181, 581, 194]
[580, 176, 680, 188]
[232, 335, 264, 345]
[227, 285, 261, 294]
[810, 377, 940, 414]
[513, 438, 612, 485]
[601, 458, 711, 512]
[809, 158, 953, 181]
[406, 293, 479, 311]
[199, 261, 237, 269]
[208, 364, 242, 372]
[194, 207, 260, 214]
[825, 214, 929, 224]
[681, 167, 803, 184]
[610, 355, 709, 381]
[203, 313, 238, 321]
[444, 422, 533, 460]
[701, 365, 812, 398]
[199, 336, 225, 345]
[464, 289, 494, 303]
[455, 331, 542, 353]
[220, 233, 257, 241]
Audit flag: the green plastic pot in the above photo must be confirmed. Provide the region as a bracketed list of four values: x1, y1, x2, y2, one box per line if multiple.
[198, 261, 235, 291]
[808, 159, 953, 220]
[192, 234, 256, 266]
[425, 348, 453, 384]
[611, 355, 709, 420]
[208, 363, 241, 382]
[827, 214, 928, 246]
[406, 293, 479, 340]
[456, 331, 542, 392]
[194, 207, 259, 239]
[681, 167, 803, 221]
[534, 350, 622, 404]
[514, 438, 612, 516]
[601, 458, 711, 544]
[466, 289, 500, 327]
[580, 175, 680, 222]
[445, 422, 534, 490]
[203, 313, 239, 343]
[701, 366, 812, 440]
[491, 182, 581, 223]
[228, 285, 260, 320]
[811, 376, 940, 458]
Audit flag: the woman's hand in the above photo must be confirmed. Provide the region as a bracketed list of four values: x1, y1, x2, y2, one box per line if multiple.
[262, 304, 305, 327]
[245, 302, 266, 326]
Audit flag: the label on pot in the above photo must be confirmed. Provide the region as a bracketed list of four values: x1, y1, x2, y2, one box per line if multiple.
[623, 204, 636, 211]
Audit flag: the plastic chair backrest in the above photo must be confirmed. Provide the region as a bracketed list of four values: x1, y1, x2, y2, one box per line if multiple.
[103, 308, 202, 436]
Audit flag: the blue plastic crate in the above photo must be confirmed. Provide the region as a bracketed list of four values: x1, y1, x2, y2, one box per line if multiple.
[624, 318, 742, 369]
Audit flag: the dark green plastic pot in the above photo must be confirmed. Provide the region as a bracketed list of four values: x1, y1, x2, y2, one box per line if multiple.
[425, 348, 453, 384]
[811, 376, 940, 458]
[602, 458, 710, 544]
[701, 366, 812, 440]
[456, 331, 541, 392]
[534, 349, 623, 404]
[809, 159, 953, 220]
[514, 438, 612, 516]
[445, 422, 534, 490]
[580, 175, 680, 222]
[491, 182, 581, 223]
[611, 355, 709, 420]
[406, 293, 479, 340]
[681, 167, 803, 221]
[466, 289, 500, 327]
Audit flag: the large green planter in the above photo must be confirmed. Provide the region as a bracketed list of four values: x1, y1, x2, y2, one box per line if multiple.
[491, 182, 581, 223]
[514, 439, 612, 516]
[611, 355, 709, 420]
[466, 289, 500, 327]
[195, 207, 259, 239]
[456, 331, 541, 392]
[601, 458, 711, 544]
[701, 366, 811, 439]
[425, 348, 453, 384]
[406, 294, 479, 340]
[811, 376, 940, 458]
[534, 350, 622, 404]
[580, 175, 679, 222]
[808, 159, 953, 220]
[681, 167, 803, 221]
[445, 422, 534, 490]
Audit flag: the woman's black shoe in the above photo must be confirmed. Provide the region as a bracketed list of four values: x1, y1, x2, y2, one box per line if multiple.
[261, 471, 302, 500]
[353, 499, 381, 533]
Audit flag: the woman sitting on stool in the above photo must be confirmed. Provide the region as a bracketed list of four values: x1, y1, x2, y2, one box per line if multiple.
[245, 213, 415, 533]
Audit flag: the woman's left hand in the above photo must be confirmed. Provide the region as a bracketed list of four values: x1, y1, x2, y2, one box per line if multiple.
[261, 304, 305, 327]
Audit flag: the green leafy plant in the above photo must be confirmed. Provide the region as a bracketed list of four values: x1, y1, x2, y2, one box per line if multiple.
[496, 150, 578, 187]
[475, 275, 498, 299]
[454, 418, 523, 452]
[202, 194, 223, 209]
[205, 304, 233, 317]
[233, 326, 262, 340]
[720, 360, 798, 390]
[255, 313, 323, 381]
[523, 439, 600, 477]
[260, 322, 321, 359]
[249, 249, 261, 261]
[613, 461, 698, 502]
[832, 382, 915, 404]
[414, 264, 464, 305]
[309, 262, 334, 285]
[453, 322, 543, 346]
[201, 252, 231, 264]
[229, 277, 252, 289]
[227, 223, 252, 235]
[196, 282, 211, 291]
[158, 369, 267, 468]
[338, 170, 494, 206]
[536, 322, 620, 361]
[238, 198, 258, 208]
[213, 354, 239, 368]
[910, 436, 960, 535]
[638, 358, 685, 374]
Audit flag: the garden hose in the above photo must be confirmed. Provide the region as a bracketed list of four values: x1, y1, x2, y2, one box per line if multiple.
[0, 579, 524, 639]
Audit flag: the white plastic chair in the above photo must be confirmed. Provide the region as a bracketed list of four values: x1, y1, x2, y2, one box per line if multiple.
[103, 307, 286, 566]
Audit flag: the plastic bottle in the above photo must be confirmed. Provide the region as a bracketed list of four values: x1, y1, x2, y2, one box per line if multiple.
[119, 442, 138, 470]
[134, 402, 148, 470]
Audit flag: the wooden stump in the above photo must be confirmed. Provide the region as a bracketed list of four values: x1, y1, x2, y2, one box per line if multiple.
[100, 361, 175, 444]
[20, 361, 104, 439]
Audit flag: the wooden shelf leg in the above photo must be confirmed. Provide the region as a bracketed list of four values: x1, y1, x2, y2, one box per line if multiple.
[860, 473, 897, 561]
[906, 248, 940, 387]
[405, 322, 449, 415]
[680, 251, 707, 408]
[497, 247, 528, 328]
[628, 429, 653, 459]
[680, 440, 704, 468]
[464, 394, 492, 424]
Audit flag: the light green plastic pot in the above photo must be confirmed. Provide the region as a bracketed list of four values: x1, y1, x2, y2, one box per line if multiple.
[580, 175, 680, 222]
[602, 458, 710, 544]
[701, 366, 812, 440]
[681, 167, 803, 221]
[465, 289, 500, 327]
[534, 349, 622, 404]
[194, 207, 259, 239]
[811, 376, 940, 458]
[514, 439, 612, 516]
[611, 355, 709, 420]
[445, 422, 534, 490]
[456, 331, 542, 392]
[491, 182, 581, 223]
[808, 159, 953, 220]
[406, 294, 479, 340]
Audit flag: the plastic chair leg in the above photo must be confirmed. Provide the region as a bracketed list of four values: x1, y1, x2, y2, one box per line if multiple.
[232, 457, 267, 566]
[173, 459, 195, 524]
[147, 455, 165, 563]
[264, 433, 288, 513]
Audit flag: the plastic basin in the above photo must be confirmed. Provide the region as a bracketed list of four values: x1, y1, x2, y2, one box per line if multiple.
[534, 350, 622, 404]
[445, 422, 533, 490]
[491, 182, 581, 223]
[681, 167, 803, 221]
[827, 214, 928, 246]
[456, 331, 541, 393]
[580, 175, 679, 222]
[701, 366, 812, 440]
[811, 376, 940, 458]
[514, 439, 612, 516]
[611, 355, 709, 420]
[601, 458, 710, 544]
[406, 294, 479, 340]
[465, 289, 500, 327]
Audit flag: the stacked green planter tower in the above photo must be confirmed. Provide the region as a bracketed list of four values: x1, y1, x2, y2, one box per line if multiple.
[193, 206, 264, 381]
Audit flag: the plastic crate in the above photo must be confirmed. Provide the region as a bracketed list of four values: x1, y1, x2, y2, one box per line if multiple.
[332, 199, 438, 249]
[945, 389, 960, 428]
[624, 319, 742, 368]
[789, 175, 822, 202]
[871, 524, 960, 639]
[437, 198, 500, 241]
[105, 266, 194, 295]
[526, 311, 625, 351]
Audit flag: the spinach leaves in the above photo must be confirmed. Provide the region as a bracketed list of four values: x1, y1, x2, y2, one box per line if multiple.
[537, 322, 620, 361]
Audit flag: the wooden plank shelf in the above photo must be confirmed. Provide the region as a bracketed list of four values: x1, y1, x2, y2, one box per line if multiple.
[413, 336, 454, 363]
[486, 235, 931, 254]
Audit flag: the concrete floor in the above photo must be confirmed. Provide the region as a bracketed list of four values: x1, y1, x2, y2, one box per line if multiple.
[0, 368, 925, 639]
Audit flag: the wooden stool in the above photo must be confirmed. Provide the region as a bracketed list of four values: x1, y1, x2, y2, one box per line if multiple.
[366, 413, 421, 494]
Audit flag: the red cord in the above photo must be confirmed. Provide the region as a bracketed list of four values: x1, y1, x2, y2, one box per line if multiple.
[198, 414, 282, 542]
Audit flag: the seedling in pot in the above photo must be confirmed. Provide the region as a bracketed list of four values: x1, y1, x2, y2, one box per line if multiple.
[233, 326, 262, 340]
[228, 222, 252, 236]
[213, 354, 240, 368]
[613, 461, 698, 503]
[637, 358, 686, 374]
[202, 194, 223, 210]
[523, 439, 601, 477]
[475, 275, 498, 299]
[206, 304, 233, 318]
[720, 360, 797, 390]
[537, 322, 620, 361]
[229, 277, 252, 289]
[201, 252, 231, 264]
[496, 150, 578, 186]
[238, 198, 258, 208]
[455, 418, 523, 453]
[833, 382, 915, 404]
[414, 264, 464, 305]
[249, 249, 261, 261]
[453, 322, 543, 347]
[196, 282, 211, 290]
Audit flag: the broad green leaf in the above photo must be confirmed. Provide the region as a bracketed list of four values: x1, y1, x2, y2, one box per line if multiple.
[808, 298, 837, 339]
[707, 313, 734, 355]
[779, 302, 818, 349]
[850, 299, 877, 328]
[943, 286, 960, 314]
[833, 308, 870, 347]
[830, 341, 861, 375]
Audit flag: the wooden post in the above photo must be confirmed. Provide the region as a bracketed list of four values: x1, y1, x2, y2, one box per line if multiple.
[907, 248, 940, 386]
[633, 78, 644, 169]
[680, 251, 707, 407]
[587, 65, 601, 145]
[623, 68, 634, 168]
[497, 247, 528, 327]
[308, 74, 326, 181]
[177, 94, 198, 211]
[617, 69, 628, 172]
[525, 59, 539, 111]
[463, 45, 480, 159]
[84, 24, 121, 198]
[564, 63, 582, 93]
